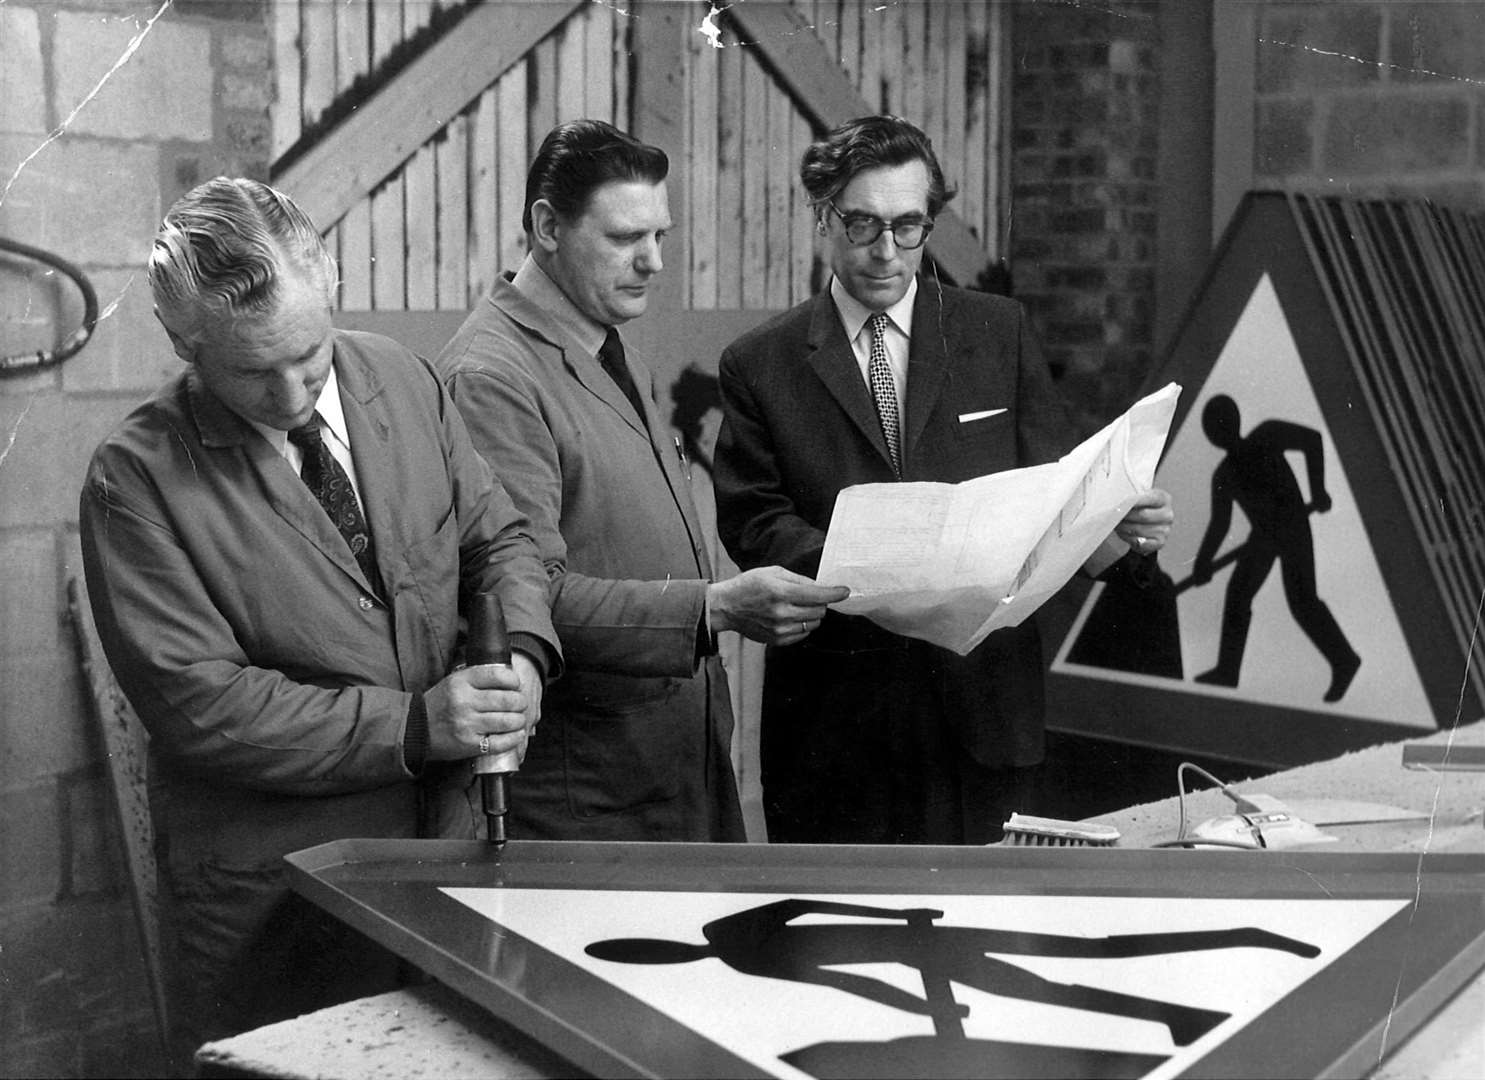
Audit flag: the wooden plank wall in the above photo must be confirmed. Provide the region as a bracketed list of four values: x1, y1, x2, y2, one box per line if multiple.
[271, 0, 629, 312]
[692, 1, 1008, 310]
[271, 1, 1007, 314]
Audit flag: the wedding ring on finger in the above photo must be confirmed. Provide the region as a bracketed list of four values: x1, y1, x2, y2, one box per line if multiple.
[478, 734, 491, 755]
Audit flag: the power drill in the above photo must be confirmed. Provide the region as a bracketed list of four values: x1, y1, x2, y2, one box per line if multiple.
[467, 592, 521, 848]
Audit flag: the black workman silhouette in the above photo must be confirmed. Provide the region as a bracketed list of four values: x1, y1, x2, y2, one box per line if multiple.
[1190, 395, 1360, 702]
[587, 897, 1320, 1050]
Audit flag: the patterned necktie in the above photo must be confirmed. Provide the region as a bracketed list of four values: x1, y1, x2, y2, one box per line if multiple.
[287, 415, 381, 595]
[867, 312, 901, 476]
[598, 326, 648, 430]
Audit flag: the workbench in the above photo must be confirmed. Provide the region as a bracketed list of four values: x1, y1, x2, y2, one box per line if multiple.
[196, 721, 1484, 1079]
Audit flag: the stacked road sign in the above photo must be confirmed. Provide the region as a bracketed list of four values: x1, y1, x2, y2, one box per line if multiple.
[1045, 191, 1485, 768]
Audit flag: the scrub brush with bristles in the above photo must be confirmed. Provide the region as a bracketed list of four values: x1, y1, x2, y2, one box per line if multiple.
[998, 814, 1120, 847]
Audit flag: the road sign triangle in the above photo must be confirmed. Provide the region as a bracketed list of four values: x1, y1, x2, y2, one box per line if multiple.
[1054, 272, 1432, 726]
[1043, 193, 1479, 767]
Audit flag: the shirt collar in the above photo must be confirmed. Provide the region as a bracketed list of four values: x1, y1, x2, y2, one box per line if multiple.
[248, 361, 348, 453]
[511, 253, 609, 358]
[314, 363, 351, 445]
[830, 275, 918, 343]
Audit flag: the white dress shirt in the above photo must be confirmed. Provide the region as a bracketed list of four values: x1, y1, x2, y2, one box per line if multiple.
[830, 275, 918, 414]
[250, 364, 367, 508]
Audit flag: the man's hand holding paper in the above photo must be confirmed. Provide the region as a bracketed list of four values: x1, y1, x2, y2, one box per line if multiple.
[816, 383, 1181, 655]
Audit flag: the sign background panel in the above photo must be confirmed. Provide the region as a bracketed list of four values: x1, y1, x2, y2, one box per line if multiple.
[286, 839, 1485, 1080]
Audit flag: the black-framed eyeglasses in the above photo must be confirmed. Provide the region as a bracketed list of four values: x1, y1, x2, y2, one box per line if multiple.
[828, 202, 934, 250]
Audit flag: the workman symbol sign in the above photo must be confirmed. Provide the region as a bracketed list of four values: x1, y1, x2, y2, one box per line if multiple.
[1052, 273, 1433, 730]
[587, 898, 1319, 1078]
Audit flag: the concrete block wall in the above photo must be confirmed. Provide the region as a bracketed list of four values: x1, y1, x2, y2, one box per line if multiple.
[1009, 0, 1162, 433]
[1255, 1, 1485, 209]
[0, 3, 270, 1075]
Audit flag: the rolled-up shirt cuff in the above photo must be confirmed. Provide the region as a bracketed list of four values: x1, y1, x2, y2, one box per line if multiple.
[509, 632, 556, 683]
[696, 591, 719, 664]
[403, 691, 429, 775]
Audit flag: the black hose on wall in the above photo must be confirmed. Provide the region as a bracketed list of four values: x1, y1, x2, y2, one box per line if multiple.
[2, 235, 99, 373]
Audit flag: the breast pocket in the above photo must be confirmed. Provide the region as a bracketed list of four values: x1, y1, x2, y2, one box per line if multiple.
[953, 407, 1009, 440]
[940, 407, 1014, 480]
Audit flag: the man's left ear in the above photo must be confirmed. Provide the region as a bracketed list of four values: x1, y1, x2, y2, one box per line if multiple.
[530, 199, 562, 254]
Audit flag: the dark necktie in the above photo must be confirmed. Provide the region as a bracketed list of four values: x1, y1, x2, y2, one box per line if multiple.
[867, 312, 902, 476]
[287, 415, 381, 595]
[598, 326, 648, 429]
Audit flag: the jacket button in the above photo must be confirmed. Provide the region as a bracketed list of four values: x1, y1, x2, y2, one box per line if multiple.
[358, 595, 374, 611]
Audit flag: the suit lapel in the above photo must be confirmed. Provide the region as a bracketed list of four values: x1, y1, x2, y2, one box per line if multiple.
[205, 341, 382, 596]
[187, 369, 355, 583]
[493, 283, 713, 578]
[596, 331, 655, 441]
[334, 338, 394, 596]
[805, 292, 897, 471]
[575, 335, 649, 440]
[903, 279, 952, 459]
[604, 336, 715, 578]
[494, 283, 650, 441]
[634, 356, 715, 579]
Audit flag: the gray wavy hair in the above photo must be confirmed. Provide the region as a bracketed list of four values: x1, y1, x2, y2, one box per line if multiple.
[149, 177, 337, 339]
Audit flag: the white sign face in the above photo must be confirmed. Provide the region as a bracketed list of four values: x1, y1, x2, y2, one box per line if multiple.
[1055, 274, 1433, 727]
[445, 886, 1404, 1080]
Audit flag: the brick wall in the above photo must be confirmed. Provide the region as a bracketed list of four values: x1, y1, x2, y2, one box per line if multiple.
[1254, 1, 1485, 209]
[1007, 0, 1485, 435]
[0, 3, 270, 1075]
[1008, 0, 1162, 434]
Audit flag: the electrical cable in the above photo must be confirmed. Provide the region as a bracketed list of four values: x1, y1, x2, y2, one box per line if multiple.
[1, 236, 98, 374]
[1174, 762, 1248, 847]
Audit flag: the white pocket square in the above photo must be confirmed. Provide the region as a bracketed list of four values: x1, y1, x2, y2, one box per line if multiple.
[958, 408, 1007, 423]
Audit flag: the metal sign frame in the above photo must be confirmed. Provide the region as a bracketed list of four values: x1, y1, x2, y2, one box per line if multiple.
[286, 839, 1485, 1079]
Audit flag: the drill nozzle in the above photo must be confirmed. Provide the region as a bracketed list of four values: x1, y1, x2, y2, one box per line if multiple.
[468, 593, 518, 849]
[482, 771, 511, 848]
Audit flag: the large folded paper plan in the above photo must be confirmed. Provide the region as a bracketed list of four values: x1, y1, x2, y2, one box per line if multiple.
[817, 382, 1180, 655]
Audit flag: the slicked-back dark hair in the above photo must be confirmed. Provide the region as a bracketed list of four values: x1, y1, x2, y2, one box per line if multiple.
[799, 115, 955, 218]
[522, 119, 669, 234]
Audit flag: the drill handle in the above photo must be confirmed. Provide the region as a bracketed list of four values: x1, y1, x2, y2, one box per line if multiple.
[466, 591, 524, 771]
[467, 592, 512, 667]
[471, 746, 522, 774]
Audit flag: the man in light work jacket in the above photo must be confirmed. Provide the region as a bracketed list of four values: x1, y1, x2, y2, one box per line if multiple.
[79, 178, 559, 1059]
[714, 115, 1174, 847]
[437, 119, 847, 842]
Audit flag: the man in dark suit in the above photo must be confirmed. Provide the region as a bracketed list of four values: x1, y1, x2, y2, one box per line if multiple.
[714, 116, 1173, 846]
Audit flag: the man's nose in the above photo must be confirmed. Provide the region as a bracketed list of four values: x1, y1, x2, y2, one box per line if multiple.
[276, 373, 312, 412]
[636, 235, 663, 273]
[868, 227, 899, 258]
